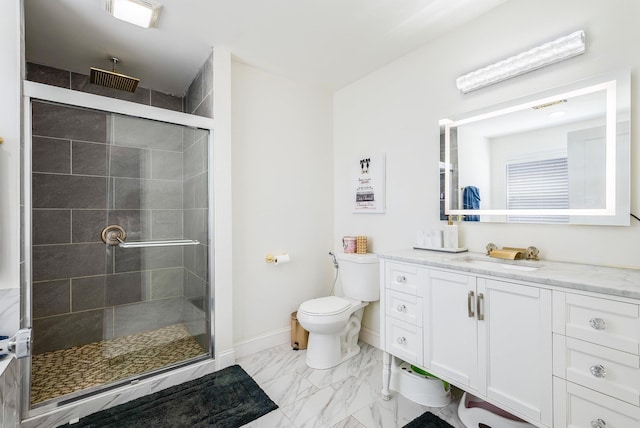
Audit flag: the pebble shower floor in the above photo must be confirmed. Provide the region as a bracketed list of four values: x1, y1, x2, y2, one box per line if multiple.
[30, 324, 206, 404]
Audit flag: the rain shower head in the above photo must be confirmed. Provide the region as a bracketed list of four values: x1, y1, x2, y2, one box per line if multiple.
[90, 57, 139, 92]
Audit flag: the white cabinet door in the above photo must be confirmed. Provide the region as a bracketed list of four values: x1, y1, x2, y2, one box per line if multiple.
[478, 278, 553, 426]
[425, 269, 478, 389]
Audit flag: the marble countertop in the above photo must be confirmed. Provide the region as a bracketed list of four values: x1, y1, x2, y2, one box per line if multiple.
[378, 249, 640, 300]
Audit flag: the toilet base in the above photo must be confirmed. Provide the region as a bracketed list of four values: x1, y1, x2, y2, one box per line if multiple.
[305, 334, 361, 369]
[304, 308, 365, 370]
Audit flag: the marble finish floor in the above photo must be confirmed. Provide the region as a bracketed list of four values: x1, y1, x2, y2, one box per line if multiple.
[237, 342, 467, 428]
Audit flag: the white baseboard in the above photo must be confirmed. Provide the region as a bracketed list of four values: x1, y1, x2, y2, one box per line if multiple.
[215, 348, 236, 369]
[233, 326, 381, 360]
[234, 327, 291, 359]
[359, 327, 380, 349]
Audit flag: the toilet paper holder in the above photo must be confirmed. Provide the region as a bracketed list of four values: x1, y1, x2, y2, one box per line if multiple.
[266, 253, 290, 264]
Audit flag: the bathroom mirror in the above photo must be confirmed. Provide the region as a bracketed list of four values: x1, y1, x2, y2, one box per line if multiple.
[441, 69, 630, 225]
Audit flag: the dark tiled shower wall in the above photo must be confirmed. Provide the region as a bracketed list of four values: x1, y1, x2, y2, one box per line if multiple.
[26, 62, 184, 112]
[182, 127, 210, 349]
[181, 52, 213, 348]
[30, 101, 209, 354]
[27, 52, 214, 117]
[185, 52, 214, 118]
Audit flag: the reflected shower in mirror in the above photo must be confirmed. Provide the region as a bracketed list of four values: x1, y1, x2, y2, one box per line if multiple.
[440, 69, 630, 225]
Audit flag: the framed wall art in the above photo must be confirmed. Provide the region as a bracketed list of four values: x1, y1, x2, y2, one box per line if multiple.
[353, 153, 385, 214]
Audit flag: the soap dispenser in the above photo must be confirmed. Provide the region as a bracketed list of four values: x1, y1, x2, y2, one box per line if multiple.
[443, 215, 459, 249]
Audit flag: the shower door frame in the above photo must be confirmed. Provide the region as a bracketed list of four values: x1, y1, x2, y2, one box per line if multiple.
[21, 80, 216, 420]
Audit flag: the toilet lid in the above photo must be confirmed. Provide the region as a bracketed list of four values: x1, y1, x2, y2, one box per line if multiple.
[299, 296, 352, 316]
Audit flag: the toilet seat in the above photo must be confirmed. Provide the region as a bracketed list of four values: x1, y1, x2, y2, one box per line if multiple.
[299, 296, 353, 316]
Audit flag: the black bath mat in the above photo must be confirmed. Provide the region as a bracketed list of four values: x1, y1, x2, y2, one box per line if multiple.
[403, 411, 454, 428]
[62, 365, 277, 428]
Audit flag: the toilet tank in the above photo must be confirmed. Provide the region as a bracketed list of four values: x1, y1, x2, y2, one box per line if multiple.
[335, 253, 380, 302]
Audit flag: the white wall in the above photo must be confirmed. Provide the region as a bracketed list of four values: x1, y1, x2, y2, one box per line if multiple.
[0, 0, 22, 346]
[0, 0, 22, 292]
[231, 61, 334, 354]
[334, 0, 640, 336]
[212, 49, 235, 368]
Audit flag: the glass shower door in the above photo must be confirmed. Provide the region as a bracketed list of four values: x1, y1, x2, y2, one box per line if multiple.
[29, 100, 211, 406]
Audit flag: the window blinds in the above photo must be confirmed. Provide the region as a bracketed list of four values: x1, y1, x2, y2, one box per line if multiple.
[506, 157, 569, 224]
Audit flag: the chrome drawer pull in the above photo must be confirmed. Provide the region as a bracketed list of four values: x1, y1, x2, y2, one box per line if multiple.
[467, 291, 475, 318]
[477, 293, 485, 321]
[589, 317, 606, 330]
[396, 275, 406, 284]
[397, 304, 407, 313]
[590, 418, 606, 428]
[397, 337, 407, 345]
[590, 364, 606, 378]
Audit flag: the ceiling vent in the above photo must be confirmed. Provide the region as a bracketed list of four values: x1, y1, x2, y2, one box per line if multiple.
[103, 0, 162, 28]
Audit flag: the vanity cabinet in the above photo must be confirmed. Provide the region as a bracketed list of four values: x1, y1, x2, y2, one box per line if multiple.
[379, 259, 553, 426]
[553, 291, 640, 427]
[379, 251, 640, 428]
[424, 269, 553, 426]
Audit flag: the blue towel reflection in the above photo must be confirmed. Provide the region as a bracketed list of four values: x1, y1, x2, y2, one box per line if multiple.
[463, 186, 481, 221]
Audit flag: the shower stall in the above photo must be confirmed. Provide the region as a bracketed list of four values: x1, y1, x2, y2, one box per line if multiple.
[23, 82, 214, 412]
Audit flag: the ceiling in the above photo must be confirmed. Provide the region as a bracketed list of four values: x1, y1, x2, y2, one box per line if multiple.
[24, 0, 509, 96]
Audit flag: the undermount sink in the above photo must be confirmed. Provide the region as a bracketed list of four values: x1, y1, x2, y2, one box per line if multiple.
[455, 256, 542, 272]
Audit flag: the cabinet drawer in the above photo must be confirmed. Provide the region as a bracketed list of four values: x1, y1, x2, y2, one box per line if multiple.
[554, 378, 640, 428]
[385, 317, 423, 366]
[385, 262, 423, 296]
[563, 293, 640, 354]
[556, 335, 640, 406]
[385, 290, 422, 327]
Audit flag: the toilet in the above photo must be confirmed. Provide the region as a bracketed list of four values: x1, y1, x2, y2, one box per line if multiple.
[297, 253, 379, 369]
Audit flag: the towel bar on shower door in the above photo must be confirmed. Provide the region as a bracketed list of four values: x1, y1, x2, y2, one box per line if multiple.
[118, 239, 200, 248]
[101, 225, 200, 248]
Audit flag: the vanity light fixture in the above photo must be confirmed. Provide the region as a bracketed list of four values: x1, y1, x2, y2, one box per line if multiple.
[456, 30, 585, 94]
[103, 0, 162, 28]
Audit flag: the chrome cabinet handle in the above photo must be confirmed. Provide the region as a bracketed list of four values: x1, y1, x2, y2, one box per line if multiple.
[589, 317, 606, 330]
[590, 364, 606, 378]
[477, 293, 485, 321]
[467, 291, 475, 318]
[590, 418, 606, 428]
[397, 337, 407, 345]
[397, 304, 406, 313]
[396, 275, 406, 284]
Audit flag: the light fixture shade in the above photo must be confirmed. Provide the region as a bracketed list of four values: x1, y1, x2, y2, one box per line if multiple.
[103, 0, 162, 28]
[456, 30, 585, 94]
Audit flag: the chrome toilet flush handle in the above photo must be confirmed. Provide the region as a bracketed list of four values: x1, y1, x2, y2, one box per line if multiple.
[591, 418, 606, 428]
[590, 364, 607, 378]
[589, 317, 606, 330]
[397, 304, 406, 313]
[397, 337, 407, 345]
